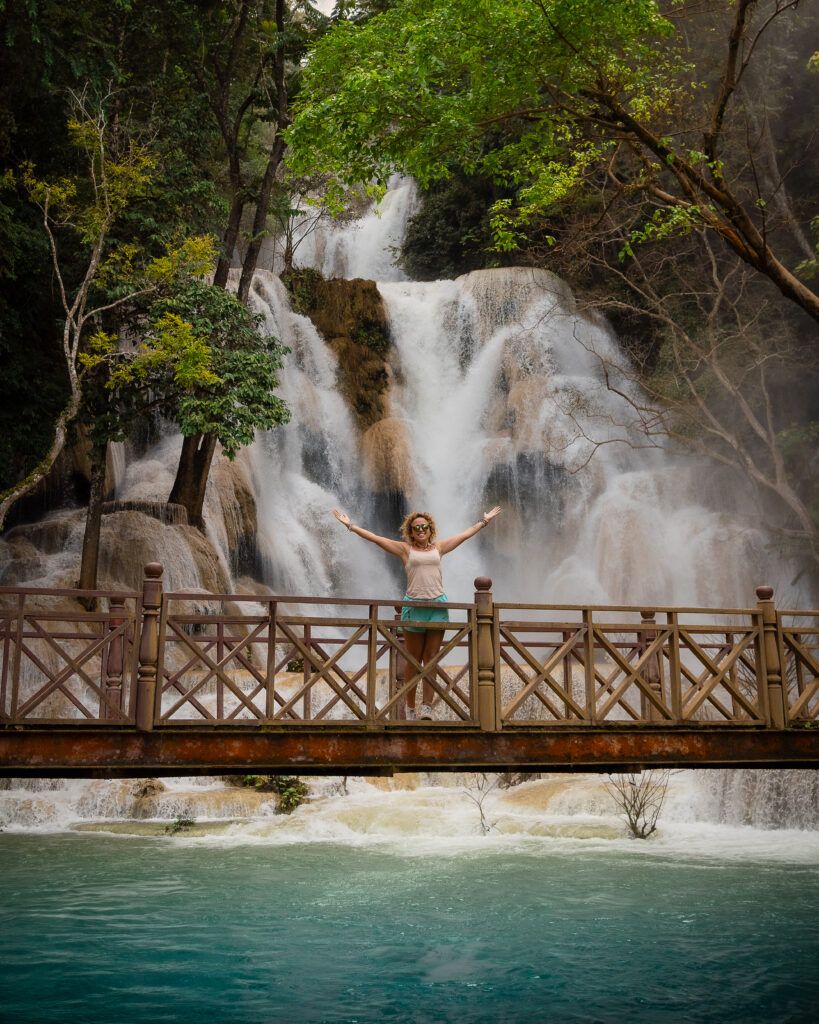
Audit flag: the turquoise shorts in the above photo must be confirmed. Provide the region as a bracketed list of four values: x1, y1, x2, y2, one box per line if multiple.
[400, 594, 450, 633]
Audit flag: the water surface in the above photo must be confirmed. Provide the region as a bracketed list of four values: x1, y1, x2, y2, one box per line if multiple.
[1, 834, 817, 1023]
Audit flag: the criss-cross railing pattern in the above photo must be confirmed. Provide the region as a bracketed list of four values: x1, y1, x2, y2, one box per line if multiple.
[781, 612, 819, 722]
[156, 593, 476, 724]
[495, 605, 767, 726]
[0, 587, 139, 724]
[1, 571, 815, 732]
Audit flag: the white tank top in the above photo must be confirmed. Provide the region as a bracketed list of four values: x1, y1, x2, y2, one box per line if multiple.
[405, 545, 444, 599]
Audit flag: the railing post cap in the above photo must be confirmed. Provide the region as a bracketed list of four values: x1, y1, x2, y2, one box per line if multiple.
[640, 609, 656, 620]
[474, 576, 492, 592]
[756, 585, 774, 601]
[144, 562, 164, 580]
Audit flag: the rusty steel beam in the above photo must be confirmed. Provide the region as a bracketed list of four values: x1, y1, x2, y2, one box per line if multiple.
[0, 727, 817, 777]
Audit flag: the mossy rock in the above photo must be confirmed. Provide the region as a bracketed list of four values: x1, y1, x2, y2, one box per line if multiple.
[283, 270, 392, 428]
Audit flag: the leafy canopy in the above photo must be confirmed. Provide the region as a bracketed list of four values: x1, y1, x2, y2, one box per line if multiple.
[288, 0, 680, 224]
[81, 281, 290, 458]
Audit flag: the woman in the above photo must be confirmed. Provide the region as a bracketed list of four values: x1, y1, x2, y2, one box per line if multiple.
[331, 506, 502, 719]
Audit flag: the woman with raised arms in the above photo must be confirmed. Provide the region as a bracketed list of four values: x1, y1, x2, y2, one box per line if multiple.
[332, 506, 502, 719]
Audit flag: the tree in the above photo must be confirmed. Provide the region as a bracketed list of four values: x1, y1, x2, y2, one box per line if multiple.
[0, 89, 157, 531]
[0, 1, 226, 496]
[149, 281, 290, 528]
[606, 769, 671, 839]
[75, 278, 289, 589]
[463, 773, 500, 835]
[189, 0, 323, 294]
[162, 1, 323, 513]
[288, 0, 819, 323]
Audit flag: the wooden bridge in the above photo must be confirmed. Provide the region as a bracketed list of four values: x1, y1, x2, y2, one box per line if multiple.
[1, 564, 817, 776]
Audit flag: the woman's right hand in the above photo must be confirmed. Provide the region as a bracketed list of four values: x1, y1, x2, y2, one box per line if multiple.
[332, 508, 351, 529]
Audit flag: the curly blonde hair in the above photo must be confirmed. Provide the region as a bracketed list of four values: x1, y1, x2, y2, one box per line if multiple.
[399, 510, 438, 544]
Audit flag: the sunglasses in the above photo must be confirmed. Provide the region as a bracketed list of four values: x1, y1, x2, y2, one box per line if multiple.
[411, 524, 430, 532]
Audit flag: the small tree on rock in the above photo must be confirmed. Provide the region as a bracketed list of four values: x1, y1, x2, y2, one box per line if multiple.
[606, 769, 672, 840]
[463, 773, 500, 835]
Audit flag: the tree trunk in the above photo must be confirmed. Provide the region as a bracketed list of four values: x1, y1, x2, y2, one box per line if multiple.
[214, 192, 246, 289]
[0, 389, 80, 532]
[168, 434, 218, 530]
[237, 0, 288, 305]
[77, 444, 107, 603]
[237, 135, 288, 305]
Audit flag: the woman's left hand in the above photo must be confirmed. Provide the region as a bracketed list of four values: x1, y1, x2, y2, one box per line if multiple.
[482, 506, 502, 524]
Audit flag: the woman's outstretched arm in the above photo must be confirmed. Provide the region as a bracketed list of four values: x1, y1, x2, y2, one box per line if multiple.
[437, 506, 502, 556]
[332, 509, 408, 560]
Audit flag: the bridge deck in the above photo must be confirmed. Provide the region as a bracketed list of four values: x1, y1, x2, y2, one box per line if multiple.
[2, 568, 818, 776]
[1, 726, 816, 777]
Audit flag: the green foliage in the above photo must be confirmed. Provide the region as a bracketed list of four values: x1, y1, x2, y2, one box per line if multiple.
[164, 815, 196, 835]
[400, 172, 511, 279]
[0, 1, 228, 489]
[352, 318, 390, 355]
[0, 187, 69, 489]
[20, 134, 155, 246]
[619, 206, 703, 262]
[284, 265, 325, 315]
[84, 280, 290, 459]
[288, 0, 680, 238]
[241, 774, 308, 814]
[795, 216, 819, 281]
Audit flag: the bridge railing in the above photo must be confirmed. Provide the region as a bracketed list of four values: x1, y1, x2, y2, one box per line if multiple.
[494, 603, 768, 727]
[1, 566, 816, 730]
[153, 585, 477, 726]
[0, 585, 141, 725]
[779, 610, 819, 724]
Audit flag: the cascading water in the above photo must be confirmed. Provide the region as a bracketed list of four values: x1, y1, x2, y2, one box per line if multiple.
[247, 180, 806, 610]
[376, 269, 779, 605]
[294, 177, 418, 283]
[245, 272, 396, 597]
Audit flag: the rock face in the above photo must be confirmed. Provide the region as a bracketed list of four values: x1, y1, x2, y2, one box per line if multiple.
[97, 511, 231, 593]
[361, 417, 416, 496]
[285, 269, 392, 428]
[5, 432, 125, 532]
[210, 453, 258, 578]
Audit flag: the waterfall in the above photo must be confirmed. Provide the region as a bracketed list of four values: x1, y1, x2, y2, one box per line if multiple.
[294, 177, 418, 283]
[249, 181, 807, 608]
[245, 271, 398, 597]
[377, 269, 779, 605]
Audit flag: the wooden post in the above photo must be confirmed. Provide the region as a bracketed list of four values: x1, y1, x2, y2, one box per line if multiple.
[667, 611, 682, 722]
[216, 618, 225, 721]
[474, 577, 497, 731]
[583, 609, 595, 722]
[389, 604, 402, 721]
[756, 585, 785, 728]
[265, 601, 277, 720]
[136, 563, 163, 731]
[102, 598, 125, 720]
[640, 610, 663, 722]
[302, 623, 312, 721]
[366, 604, 378, 722]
